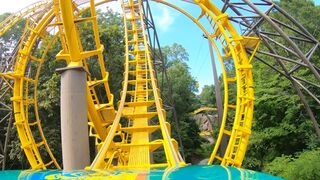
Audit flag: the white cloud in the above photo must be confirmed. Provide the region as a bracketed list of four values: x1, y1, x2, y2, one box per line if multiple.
[154, 6, 175, 32]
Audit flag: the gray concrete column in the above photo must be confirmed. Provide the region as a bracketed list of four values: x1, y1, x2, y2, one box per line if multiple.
[58, 66, 90, 170]
[208, 40, 227, 156]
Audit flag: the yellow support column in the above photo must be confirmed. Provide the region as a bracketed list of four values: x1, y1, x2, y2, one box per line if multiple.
[59, 0, 82, 66]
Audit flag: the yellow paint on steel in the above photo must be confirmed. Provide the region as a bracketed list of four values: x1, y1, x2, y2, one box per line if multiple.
[59, 0, 82, 66]
[90, 0, 182, 170]
[0, 0, 260, 170]
[9, 8, 61, 169]
[153, 0, 259, 167]
[53, 0, 116, 145]
[0, 0, 114, 169]
[0, 0, 50, 36]
[193, 107, 217, 115]
[195, 0, 257, 167]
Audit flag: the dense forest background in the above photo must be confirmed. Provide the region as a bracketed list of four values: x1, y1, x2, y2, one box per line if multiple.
[0, 0, 319, 179]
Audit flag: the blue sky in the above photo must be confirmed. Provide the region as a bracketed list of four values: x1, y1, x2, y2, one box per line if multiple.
[150, 1, 219, 93]
[101, 0, 220, 93]
[148, 0, 320, 93]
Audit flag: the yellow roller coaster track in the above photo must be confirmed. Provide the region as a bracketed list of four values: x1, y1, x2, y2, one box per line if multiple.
[154, 0, 259, 166]
[0, 0, 50, 36]
[8, 8, 60, 170]
[193, 107, 217, 115]
[0, 0, 116, 169]
[195, 0, 258, 166]
[0, 0, 260, 170]
[90, 0, 183, 170]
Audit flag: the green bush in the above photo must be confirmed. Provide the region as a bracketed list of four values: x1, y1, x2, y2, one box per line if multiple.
[265, 149, 320, 180]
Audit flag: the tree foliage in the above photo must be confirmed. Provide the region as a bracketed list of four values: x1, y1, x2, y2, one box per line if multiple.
[265, 149, 320, 180]
[159, 44, 203, 163]
[242, 0, 320, 177]
[199, 85, 215, 107]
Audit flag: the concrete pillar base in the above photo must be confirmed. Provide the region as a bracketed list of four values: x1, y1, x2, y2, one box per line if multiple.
[58, 66, 90, 170]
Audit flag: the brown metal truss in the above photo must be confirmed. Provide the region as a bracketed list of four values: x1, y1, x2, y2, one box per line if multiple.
[220, 0, 320, 137]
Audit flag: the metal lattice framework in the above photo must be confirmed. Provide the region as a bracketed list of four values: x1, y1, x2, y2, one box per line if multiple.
[219, 0, 320, 138]
[0, 0, 318, 171]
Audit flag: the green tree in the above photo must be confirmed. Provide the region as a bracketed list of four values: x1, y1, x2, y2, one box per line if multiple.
[161, 43, 189, 68]
[199, 85, 216, 107]
[159, 44, 204, 163]
[243, 0, 320, 174]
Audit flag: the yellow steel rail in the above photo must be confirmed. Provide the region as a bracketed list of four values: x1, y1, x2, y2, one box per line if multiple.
[153, 0, 259, 167]
[0, 0, 50, 36]
[195, 0, 257, 167]
[7, 8, 61, 169]
[193, 107, 217, 115]
[0, 0, 259, 170]
[90, 0, 183, 170]
[0, 0, 115, 169]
